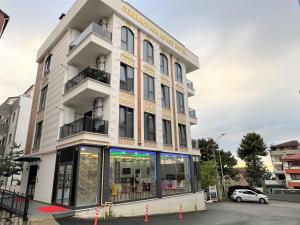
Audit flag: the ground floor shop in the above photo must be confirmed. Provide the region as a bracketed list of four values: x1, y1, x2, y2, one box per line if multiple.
[20, 145, 203, 213]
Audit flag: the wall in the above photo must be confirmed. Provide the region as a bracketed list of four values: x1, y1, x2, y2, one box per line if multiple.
[75, 192, 206, 218]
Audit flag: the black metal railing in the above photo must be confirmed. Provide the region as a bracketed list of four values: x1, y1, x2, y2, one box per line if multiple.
[60, 117, 109, 139]
[189, 108, 197, 118]
[0, 189, 29, 222]
[69, 22, 112, 51]
[65, 67, 111, 92]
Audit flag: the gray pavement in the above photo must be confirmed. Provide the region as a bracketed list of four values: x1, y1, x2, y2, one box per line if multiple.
[57, 201, 300, 225]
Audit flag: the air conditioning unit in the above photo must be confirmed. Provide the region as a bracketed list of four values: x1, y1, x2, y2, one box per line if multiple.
[92, 97, 104, 119]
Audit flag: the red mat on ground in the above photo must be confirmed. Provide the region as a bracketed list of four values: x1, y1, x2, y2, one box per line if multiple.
[37, 205, 67, 213]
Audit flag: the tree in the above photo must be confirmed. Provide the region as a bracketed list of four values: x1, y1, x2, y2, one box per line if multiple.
[0, 150, 24, 187]
[198, 138, 218, 161]
[200, 160, 217, 189]
[237, 132, 267, 187]
[216, 149, 238, 180]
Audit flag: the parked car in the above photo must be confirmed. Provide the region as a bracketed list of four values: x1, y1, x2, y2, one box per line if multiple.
[228, 185, 263, 199]
[231, 189, 269, 204]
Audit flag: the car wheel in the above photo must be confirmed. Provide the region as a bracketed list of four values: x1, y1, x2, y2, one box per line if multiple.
[259, 198, 266, 204]
[236, 197, 242, 203]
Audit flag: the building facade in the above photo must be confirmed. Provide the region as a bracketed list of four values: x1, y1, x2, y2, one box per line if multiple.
[269, 140, 300, 188]
[21, 0, 204, 214]
[0, 9, 9, 38]
[0, 85, 35, 186]
[283, 153, 300, 189]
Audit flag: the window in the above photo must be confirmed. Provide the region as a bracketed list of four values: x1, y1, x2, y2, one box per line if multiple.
[161, 84, 170, 108]
[144, 74, 155, 101]
[174, 63, 182, 82]
[120, 63, 134, 93]
[109, 148, 157, 202]
[77, 146, 100, 207]
[39, 85, 48, 111]
[162, 120, 172, 145]
[11, 112, 15, 122]
[161, 153, 191, 195]
[143, 40, 154, 65]
[160, 54, 169, 75]
[44, 54, 52, 75]
[8, 134, 12, 144]
[192, 156, 201, 192]
[144, 112, 156, 141]
[33, 121, 43, 147]
[176, 91, 185, 113]
[291, 174, 300, 180]
[121, 26, 134, 54]
[178, 124, 187, 147]
[119, 106, 134, 138]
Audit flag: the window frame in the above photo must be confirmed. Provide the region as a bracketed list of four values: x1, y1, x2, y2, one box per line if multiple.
[144, 112, 156, 142]
[160, 54, 169, 75]
[120, 63, 134, 93]
[119, 105, 134, 138]
[176, 91, 185, 113]
[143, 40, 154, 65]
[121, 26, 134, 54]
[144, 74, 155, 101]
[162, 119, 172, 145]
[33, 121, 43, 148]
[44, 54, 52, 75]
[39, 85, 48, 111]
[178, 123, 187, 147]
[161, 84, 170, 108]
[174, 63, 183, 83]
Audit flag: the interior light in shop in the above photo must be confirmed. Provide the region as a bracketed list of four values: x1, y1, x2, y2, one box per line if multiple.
[80, 152, 92, 155]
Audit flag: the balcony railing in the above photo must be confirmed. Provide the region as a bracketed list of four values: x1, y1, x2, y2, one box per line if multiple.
[60, 117, 109, 139]
[65, 67, 111, 92]
[69, 22, 112, 51]
[189, 108, 197, 118]
[186, 79, 194, 89]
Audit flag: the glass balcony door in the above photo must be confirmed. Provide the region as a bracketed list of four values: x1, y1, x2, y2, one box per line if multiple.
[55, 163, 73, 206]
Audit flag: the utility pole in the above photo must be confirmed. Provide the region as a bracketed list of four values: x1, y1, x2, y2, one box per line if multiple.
[216, 133, 226, 199]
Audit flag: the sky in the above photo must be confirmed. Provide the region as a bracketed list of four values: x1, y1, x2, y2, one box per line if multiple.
[1, 0, 300, 169]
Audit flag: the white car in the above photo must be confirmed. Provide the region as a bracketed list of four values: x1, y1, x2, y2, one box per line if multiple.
[232, 189, 269, 204]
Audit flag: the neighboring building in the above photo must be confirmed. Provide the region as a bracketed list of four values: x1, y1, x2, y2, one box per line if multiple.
[0, 9, 9, 38]
[283, 153, 300, 189]
[269, 140, 300, 188]
[0, 85, 35, 186]
[21, 0, 204, 216]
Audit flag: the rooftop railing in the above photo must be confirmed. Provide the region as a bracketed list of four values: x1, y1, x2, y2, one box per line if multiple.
[60, 117, 109, 139]
[65, 67, 111, 92]
[69, 22, 112, 51]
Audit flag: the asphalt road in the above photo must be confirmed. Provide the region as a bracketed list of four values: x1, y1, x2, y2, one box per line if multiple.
[57, 201, 300, 225]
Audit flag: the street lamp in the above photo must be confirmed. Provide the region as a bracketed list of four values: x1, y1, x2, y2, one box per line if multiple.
[217, 133, 226, 198]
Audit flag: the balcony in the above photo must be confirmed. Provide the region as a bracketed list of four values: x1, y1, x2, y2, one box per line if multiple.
[63, 67, 111, 109]
[68, 22, 112, 67]
[60, 117, 109, 139]
[186, 79, 195, 97]
[189, 108, 198, 125]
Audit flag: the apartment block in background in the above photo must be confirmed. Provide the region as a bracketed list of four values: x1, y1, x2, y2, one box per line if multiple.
[0, 85, 35, 186]
[269, 140, 300, 188]
[0, 9, 9, 38]
[283, 153, 300, 189]
[21, 0, 203, 217]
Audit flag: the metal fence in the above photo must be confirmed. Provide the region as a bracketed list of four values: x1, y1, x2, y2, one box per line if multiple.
[269, 189, 300, 203]
[0, 189, 29, 224]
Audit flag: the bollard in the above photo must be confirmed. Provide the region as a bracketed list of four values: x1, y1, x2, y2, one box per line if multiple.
[144, 205, 149, 223]
[178, 204, 183, 220]
[93, 206, 100, 225]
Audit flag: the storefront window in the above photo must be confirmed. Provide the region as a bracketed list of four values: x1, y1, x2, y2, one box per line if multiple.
[161, 153, 191, 195]
[193, 156, 201, 191]
[109, 148, 157, 202]
[76, 146, 100, 207]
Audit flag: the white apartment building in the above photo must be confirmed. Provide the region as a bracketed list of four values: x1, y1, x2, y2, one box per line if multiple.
[269, 140, 300, 188]
[0, 85, 35, 187]
[21, 0, 204, 216]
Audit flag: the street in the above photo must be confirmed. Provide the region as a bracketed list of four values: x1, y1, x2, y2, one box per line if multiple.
[57, 200, 300, 225]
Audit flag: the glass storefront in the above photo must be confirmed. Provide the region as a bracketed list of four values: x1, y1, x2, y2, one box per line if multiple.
[76, 146, 100, 207]
[109, 148, 157, 202]
[160, 153, 191, 195]
[192, 156, 201, 192]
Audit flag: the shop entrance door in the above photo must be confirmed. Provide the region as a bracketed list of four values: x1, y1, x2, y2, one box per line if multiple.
[26, 165, 38, 199]
[55, 163, 73, 206]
